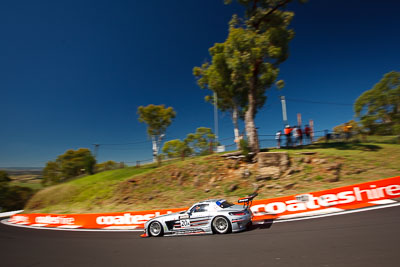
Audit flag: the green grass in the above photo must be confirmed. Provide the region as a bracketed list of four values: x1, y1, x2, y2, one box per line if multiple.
[358, 135, 400, 144]
[25, 141, 400, 214]
[9, 174, 44, 191]
[10, 181, 43, 191]
[26, 165, 159, 213]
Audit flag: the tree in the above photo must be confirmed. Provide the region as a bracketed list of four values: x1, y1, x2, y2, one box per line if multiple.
[42, 161, 61, 185]
[185, 127, 216, 155]
[0, 171, 11, 210]
[194, 43, 248, 149]
[162, 139, 192, 160]
[0, 171, 34, 212]
[333, 120, 361, 136]
[42, 148, 96, 185]
[95, 160, 120, 172]
[0, 170, 11, 184]
[137, 104, 176, 162]
[354, 71, 400, 135]
[56, 148, 96, 177]
[2, 186, 34, 211]
[195, 0, 299, 153]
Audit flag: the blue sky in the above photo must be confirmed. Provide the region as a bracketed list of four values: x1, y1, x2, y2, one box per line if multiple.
[1, 0, 399, 167]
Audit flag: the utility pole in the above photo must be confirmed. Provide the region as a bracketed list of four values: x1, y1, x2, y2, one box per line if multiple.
[93, 144, 100, 159]
[297, 113, 302, 127]
[280, 96, 288, 127]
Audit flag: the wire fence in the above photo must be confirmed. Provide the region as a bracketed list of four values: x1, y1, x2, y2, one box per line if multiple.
[111, 129, 331, 167]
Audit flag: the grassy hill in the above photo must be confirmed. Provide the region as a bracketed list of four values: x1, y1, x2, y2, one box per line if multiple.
[25, 141, 400, 214]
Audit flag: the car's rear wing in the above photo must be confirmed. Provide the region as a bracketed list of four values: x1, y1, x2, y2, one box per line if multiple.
[237, 193, 258, 209]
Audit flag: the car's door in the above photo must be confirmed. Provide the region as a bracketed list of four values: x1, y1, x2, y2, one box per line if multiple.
[187, 204, 212, 231]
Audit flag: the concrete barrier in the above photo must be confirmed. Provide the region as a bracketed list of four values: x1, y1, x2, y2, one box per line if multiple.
[9, 176, 400, 229]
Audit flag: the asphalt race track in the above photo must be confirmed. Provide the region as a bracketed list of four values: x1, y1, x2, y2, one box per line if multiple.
[1, 206, 399, 267]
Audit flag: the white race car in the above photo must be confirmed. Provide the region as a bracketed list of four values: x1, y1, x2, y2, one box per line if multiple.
[142, 193, 257, 237]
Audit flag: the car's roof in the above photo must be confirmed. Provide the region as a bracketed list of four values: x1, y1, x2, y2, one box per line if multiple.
[195, 199, 225, 205]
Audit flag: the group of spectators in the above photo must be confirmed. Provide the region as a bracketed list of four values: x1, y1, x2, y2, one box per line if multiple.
[275, 125, 313, 148]
[325, 123, 353, 142]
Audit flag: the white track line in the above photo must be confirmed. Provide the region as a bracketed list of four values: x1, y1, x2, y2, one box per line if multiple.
[57, 225, 82, 229]
[1, 220, 143, 232]
[103, 226, 138, 230]
[0, 210, 23, 218]
[368, 199, 396, 205]
[2, 202, 400, 232]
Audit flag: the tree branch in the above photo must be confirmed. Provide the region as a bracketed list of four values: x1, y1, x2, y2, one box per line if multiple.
[252, 0, 291, 29]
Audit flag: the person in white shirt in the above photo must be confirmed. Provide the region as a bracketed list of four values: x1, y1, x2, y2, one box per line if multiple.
[275, 130, 282, 148]
[292, 126, 299, 147]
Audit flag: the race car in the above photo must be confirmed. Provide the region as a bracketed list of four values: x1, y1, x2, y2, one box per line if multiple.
[142, 193, 257, 237]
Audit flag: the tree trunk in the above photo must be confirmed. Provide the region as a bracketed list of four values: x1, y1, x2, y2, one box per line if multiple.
[245, 88, 260, 153]
[152, 135, 164, 163]
[232, 105, 240, 150]
[244, 61, 261, 153]
[151, 136, 158, 163]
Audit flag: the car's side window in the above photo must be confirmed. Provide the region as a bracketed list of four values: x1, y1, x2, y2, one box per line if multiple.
[191, 204, 209, 213]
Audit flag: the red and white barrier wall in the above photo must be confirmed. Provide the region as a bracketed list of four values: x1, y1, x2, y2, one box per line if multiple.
[9, 176, 400, 229]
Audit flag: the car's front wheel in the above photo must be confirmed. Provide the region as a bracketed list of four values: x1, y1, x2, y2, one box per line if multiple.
[148, 221, 163, 237]
[212, 216, 231, 234]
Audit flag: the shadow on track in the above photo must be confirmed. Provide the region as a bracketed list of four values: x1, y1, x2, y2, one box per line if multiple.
[246, 219, 274, 231]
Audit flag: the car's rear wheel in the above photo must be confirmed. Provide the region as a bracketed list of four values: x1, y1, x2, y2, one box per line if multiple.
[148, 221, 163, 237]
[212, 216, 231, 234]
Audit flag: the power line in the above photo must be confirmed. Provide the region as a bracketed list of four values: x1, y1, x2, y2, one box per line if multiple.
[96, 140, 151, 146]
[99, 147, 149, 151]
[285, 98, 353, 106]
[95, 134, 181, 147]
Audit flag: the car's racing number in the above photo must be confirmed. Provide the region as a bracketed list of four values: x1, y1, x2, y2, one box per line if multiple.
[180, 219, 190, 228]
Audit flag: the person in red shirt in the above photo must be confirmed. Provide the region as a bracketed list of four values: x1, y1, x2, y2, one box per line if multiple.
[284, 125, 292, 147]
[297, 126, 303, 146]
[304, 125, 312, 145]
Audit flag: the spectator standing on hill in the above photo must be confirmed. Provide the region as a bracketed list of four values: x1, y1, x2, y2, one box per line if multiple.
[304, 125, 311, 145]
[284, 125, 292, 147]
[275, 130, 282, 149]
[292, 126, 299, 147]
[325, 129, 331, 143]
[343, 123, 352, 141]
[297, 126, 303, 146]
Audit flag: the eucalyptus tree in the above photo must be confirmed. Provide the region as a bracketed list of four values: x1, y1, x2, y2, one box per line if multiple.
[225, 0, 301, 153]
[354, 71, 400, 135]
[193, 42, 248, 149]
[137, 104, 176, 162]
[0, 171, 11, 205]
[162, 139, 192, 160]
[185, 127, 216, 156]
[42, 148, 96, 185]
[195, 0, 301, 153]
